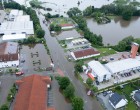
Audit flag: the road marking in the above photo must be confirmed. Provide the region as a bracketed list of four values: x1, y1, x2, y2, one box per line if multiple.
[57, 68, 65, 77]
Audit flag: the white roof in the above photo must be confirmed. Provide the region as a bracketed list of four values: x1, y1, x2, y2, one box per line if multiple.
[88, 61, 111, 77]
[15, 15, 30, 22]
[9, 9, 19, 16]
[9, 10, 23, 16]
[2, 34, 26, 41]
[0, 21, 33, 32]
[18, 10, 23, 16]
[105, 58, 140, 74]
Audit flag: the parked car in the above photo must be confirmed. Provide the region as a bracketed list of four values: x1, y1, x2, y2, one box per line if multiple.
[110, 57, 114, 60]
[103, 91, 108, 96]
[15, 71, 24, 76]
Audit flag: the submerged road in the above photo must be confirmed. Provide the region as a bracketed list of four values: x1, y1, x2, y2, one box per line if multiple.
[37, 12, 103, 110]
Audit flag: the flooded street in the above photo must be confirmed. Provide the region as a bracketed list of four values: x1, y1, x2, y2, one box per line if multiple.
[87, 17, 140, 45]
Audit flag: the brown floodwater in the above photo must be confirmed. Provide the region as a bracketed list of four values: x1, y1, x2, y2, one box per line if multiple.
[87, 16, 140, 45]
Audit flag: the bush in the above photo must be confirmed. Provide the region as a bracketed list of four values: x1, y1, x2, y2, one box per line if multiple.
[0, 104, 9, 110]
[36, 28, 45, 38]
[74, 60, 84, 73]
[72, 97, 84, 110]
[86, 78, 93, 87]
[64, 84, 75, 99]
[58, 77, 70, 90]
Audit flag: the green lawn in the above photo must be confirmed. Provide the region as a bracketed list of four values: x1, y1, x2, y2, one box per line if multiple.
[51, 17, 75, 26]
[96, 47, 117, 57]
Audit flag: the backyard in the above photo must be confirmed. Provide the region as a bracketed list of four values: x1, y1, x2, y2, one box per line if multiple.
[97, 47, 117, 57]
[51, 17, 75, 26]
[114, 80, 140, 110]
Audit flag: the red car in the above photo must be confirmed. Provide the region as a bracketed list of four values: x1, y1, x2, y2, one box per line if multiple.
[15, 71, 24, 76]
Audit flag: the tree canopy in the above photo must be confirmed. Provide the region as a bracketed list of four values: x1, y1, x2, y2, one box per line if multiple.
[86, 78, 93, 87]
[64, 84, 75, 99]
[72, 97, 84, 110]
[58, 77, 70, 90]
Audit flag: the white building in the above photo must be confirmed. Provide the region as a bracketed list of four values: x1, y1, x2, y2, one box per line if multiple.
[109, 93, 128, 109]
[0, 21, 34, 35]
[9, 10, 23, 21]
[105, 58, 140, 74]
[0, 42, 19, 68]
[14, 15, 30, 22]
[88, 61, 111, 82]
[2, 34, 26, 41]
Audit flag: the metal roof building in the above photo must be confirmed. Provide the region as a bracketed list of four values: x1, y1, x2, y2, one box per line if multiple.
[9, 9, 23, 21]
[2, 34, 26, 41]
[88, 61, 111, 82]
[105, 58, 140, 74]
[14, 15, 30, 22]
[0, 21, 34, 35]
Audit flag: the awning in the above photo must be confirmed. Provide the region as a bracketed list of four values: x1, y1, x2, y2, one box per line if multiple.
[87, 73, 94, 80]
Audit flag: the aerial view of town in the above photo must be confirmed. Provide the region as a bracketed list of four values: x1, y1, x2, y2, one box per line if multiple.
[0, 0, 140, 110]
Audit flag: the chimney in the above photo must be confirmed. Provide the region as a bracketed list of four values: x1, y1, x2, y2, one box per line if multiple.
[130, 42, 139, 58]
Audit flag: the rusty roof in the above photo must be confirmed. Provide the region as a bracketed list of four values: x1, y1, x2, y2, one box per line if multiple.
[14, 74, 52, 110]
[0, 42, 18, 62]
[73, 48, 100, 58]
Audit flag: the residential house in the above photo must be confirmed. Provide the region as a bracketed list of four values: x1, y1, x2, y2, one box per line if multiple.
[109, 93, 128, 109]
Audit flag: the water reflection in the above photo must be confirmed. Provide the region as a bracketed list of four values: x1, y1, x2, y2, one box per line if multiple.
[87, 17, 140, 45]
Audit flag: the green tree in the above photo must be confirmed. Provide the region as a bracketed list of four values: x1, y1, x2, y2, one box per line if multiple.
[36, 28, 45, 38]
[122, 9, 133, 20]
[86, 78, 93, 87]
[0, 104, 8, 110]
[83, 6, 93, 16]
[67, 7, 82, 17]
[72, 97, 84, 110]
[49, 24, 55, 31]
[54, 25, 61, 32]
[74, 60, 84, 73]
[117, 40, 127, 51]
[64, 84, 75, 99]
[27, 36, 36, 43]
[91, 85, 98, 92]
[58, 77, 70, 90]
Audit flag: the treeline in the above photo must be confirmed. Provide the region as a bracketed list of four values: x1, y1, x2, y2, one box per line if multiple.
[56, 76, 84, 110]
[112, 36, 140, 52]
[83, 3, 140, 21]
[101, 4, 140, 20]
[67, 7, 103, 46]
[4, 1, 45, 38]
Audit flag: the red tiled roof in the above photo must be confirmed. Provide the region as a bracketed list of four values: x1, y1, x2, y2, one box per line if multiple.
[73, 48, 100, 58]
[14, 74, 52, 110]
[59, 24, 73, 27]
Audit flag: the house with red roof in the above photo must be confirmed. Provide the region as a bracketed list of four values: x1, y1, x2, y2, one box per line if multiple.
[13, 74, 55, 110]
[70, 48, 100, 60]
[59, 24, 75, 30]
